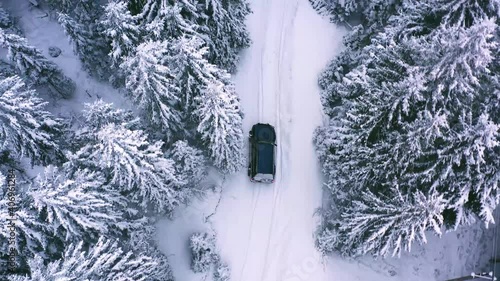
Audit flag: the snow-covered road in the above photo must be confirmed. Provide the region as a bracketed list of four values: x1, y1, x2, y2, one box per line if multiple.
[212, 1, 345, 280]
[156, 1, 496, 281]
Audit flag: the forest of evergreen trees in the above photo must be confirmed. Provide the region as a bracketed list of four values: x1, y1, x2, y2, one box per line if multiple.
[311, 0, 500, 257]
[0, 0, 250, 279]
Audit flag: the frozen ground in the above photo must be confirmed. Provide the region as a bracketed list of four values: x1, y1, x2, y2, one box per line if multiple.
[2, 1, 497, 280]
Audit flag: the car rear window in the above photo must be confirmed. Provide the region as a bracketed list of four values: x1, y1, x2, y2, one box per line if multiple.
[257, 143, 274, 174]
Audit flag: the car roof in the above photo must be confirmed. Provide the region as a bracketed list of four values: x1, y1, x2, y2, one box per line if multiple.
[252, 123, 276, 142]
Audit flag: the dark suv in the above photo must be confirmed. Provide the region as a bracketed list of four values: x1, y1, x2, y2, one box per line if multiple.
[248, 123, 276, 183]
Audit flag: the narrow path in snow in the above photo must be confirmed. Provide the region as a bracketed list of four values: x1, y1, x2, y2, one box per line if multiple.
[213, 1, 345, 280]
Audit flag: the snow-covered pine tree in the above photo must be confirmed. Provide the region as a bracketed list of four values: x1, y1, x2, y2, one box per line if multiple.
[198, 0, 251, 72]
[137, 0, 196, 41]
[315, 29, 425, 198]
[195, 76, 245, 174]
[45, 0, 102, 23]
[0, 59, 17, 79]
[44, 0, 74, 13]
[28, 165, 123, 241]
[137, 0, 251, 70]
[101, 1, 141, 65]
[314, 0, 500, 258]
[321, 187, 447, 257]
[9, 238, 157, 281]
[0, 3, 21, 36]
[128, 222, 174, 281]
[439, 0, 500, 28]
[189, 232, 217, 273]
[57, 12, 111, 80]
[171, 37, 245, 173]
[80, 99, 139, 132]
[73, 122, 187, 213]
[120, 40, 182, 136]
[0, 3, 12, 28]
[0, 30, 75, 98]
[414, 18, 500, 227]
[0, 76, 64, 165]
[170, 140, 208, 188]
[309, 0, 401, 27]
[170, 37, 212, 122]
[0, 195, 48, 274]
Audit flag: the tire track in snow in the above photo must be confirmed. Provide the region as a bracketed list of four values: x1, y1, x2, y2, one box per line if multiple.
[238, 186, 262, 281]
[260, 0, 297, 279]
[258, 0, 271, 122]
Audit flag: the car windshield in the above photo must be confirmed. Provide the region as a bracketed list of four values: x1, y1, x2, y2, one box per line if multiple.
[257, 143, 274, 174]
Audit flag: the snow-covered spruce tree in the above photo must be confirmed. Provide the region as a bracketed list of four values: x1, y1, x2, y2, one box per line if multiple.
[0, 3, 21, 35]
[9, 238, 157, 281]
[128, 222, 174, 281]
[319, 187, 447, 257]
[195, 76, 245, 173]
[0, 59, 17, 79]
[315, 29, 425, 199]
[321, 19, 498, 224]
[0, 174, 52, 275]
[137, 0, 196, 41]
[72, 121, 187, 213]
[170, 37, 212, 121]
[170, 140, 208, 188]
[45, 0, 102, 23]
[438, 0, 500, 28]
[0, 3, 12, 28]
[189, 232, 217, 273]
[309, 0, 401, 27]
[44, 0, 74, 14]
[120, 40, 183, 136]
[0, 30, 75, 98]
[314, 0, 500, 258]
[198, 0, 251, 72]
[28, 165, 123, 242]
[413, 18, 500, 227]
[0, 76, 64, 165]
[80, 99, 139, 132]
[382, 0, 500, 44]
[172, 37, 245, 173]
[135, 0, 250, 71]
[101, 0, 141, 65]
[57, 12, 111, 80]
[308, 0, 403, 51]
